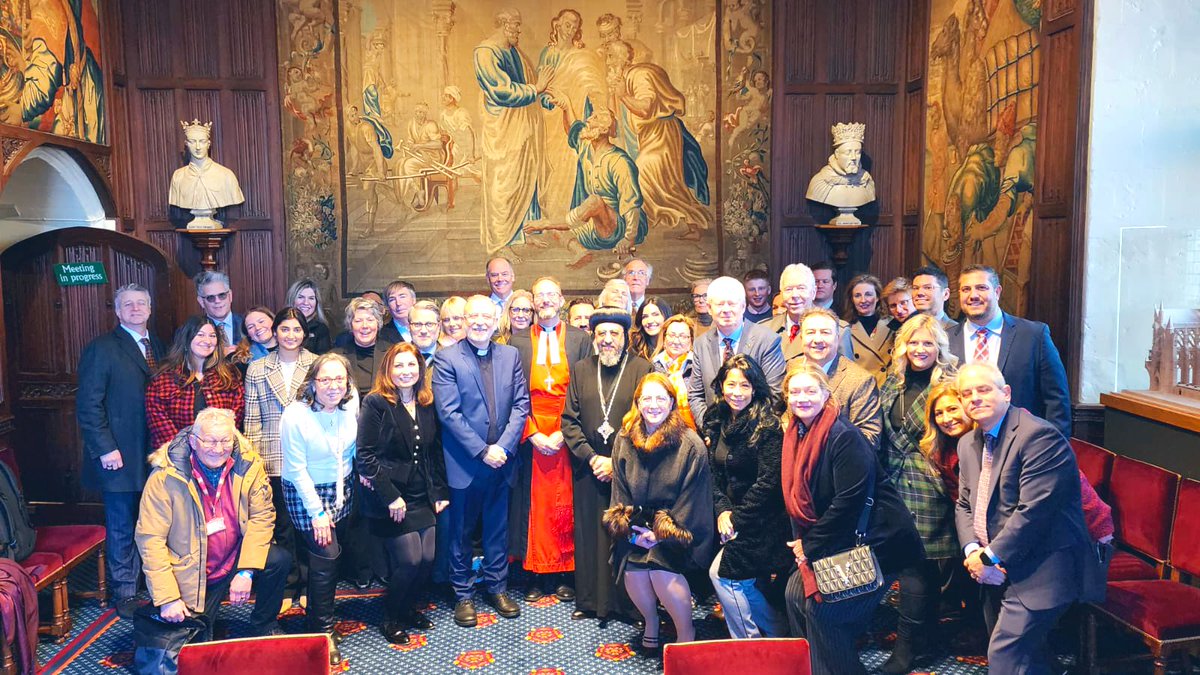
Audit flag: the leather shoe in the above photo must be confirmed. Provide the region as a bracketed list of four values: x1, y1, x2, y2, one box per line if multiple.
[454, 599, 477, 627]
[407, 611, 434, 630]
[523, 586, 545, 602]
[115, 597, 143, 620]
[571, 609, 589, 620]
[554, 584, 576, 601]
[381, 621, 409, 645]
[486, 592, 521, 619]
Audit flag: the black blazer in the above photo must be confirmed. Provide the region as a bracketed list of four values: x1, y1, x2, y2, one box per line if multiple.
[355, 393, 449, 519]
[947, 312, 1071, 438]
[304, 321, 333, 354]
[799, 416, 925, 575]
[75, 326, 166, 492]
[378, 321, 410, 350]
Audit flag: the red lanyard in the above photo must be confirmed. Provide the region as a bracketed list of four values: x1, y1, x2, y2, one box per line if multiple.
[191, 455, 234, 517]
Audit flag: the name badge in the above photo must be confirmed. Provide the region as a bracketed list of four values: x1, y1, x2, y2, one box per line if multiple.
[206, 517, 226, 536]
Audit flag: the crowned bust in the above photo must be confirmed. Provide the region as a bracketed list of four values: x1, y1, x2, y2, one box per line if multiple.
[806, 122, 876, 225]
[168, 119, 245, 230]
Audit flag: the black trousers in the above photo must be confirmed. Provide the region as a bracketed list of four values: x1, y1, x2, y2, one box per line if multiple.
[132, 543, 291, 675]
[785, 568, 891, 675]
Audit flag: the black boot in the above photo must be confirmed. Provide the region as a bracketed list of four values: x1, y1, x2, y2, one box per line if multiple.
[881, 617, 921, 674]
[307, 551, 342, 665]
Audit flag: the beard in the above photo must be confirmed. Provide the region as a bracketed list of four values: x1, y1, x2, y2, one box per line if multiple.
[596, 341, 624, 367]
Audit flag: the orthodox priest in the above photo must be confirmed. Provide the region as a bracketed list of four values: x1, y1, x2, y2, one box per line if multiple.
[561, 308, 653, 625]
[509, 277, 592, 602]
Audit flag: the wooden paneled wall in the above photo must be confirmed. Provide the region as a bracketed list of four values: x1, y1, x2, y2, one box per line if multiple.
[109, 0, 286, 326]
[770, 0, 927, 286]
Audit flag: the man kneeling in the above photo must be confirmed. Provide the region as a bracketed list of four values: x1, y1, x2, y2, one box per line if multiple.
[133, 407, 291, 674]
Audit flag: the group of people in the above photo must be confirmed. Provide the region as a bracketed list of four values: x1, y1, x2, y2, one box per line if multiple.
[75, 256, 1104, 675]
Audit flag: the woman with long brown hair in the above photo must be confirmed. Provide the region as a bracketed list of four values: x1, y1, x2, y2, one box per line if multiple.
[842, 273, 893, 384]
[604, 373, 714, 651]
[145, 315, 244, 449]
[357, 342, 448, 645]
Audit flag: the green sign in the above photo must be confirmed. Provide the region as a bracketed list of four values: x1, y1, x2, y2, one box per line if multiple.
[54, 262, 109, 286]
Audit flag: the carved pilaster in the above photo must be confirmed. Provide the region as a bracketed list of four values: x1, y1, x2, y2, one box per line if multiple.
[431, 1, 457, 88]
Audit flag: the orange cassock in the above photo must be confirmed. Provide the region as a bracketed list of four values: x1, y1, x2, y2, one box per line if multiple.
[522, 324, 575, 573]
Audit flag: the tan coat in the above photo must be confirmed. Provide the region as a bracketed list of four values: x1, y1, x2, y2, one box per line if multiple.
[135, 427, 275, 612]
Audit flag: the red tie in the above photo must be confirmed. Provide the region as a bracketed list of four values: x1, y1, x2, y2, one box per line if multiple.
[141, 337, 157, 369]
[722, 337, 734, 364]
[973, 327, 990, 364]
[789, 324, 800, 342]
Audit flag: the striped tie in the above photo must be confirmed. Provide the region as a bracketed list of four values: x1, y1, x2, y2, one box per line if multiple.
[973, 327, 990, 364]
[973, 434, 996, 546]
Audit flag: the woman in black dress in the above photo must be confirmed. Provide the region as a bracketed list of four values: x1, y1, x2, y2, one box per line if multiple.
[604, 372, 714, 650]
[357, 341, 448, 644]
[287, 277, 333, 354]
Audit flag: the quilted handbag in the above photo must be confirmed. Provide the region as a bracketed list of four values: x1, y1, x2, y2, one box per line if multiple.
[809, 471, 883, 602]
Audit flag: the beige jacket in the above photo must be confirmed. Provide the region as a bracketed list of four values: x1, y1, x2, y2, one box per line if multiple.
[135, 426, 275, 612]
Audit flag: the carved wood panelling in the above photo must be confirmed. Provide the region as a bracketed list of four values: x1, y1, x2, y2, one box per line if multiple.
[229, 0, 267, 79]
[137, 89, 179, 221]
[822, 0, 858, 82]
[133, 0, 173, 78]
[183, 90, 222, 137]
[781, 2, 816, 84]
[907, 0, 927, 83]
[9, 251, 57, 376]
[862, 94, 896, 219]
[229, 91, 270, 219]
[903, 90, 923, 217]
[779, 95, 816, 221]
[864, 0, 899, 84]
[1046, 0, 1078, 23]
[61, 245, 107, 370]
[1028, 217, 1071, 356]
[902, 223, 921, 274]
[1037, 27, 1078, 209]
[231, 229, 276, 308]
[180, 0, 220, 79]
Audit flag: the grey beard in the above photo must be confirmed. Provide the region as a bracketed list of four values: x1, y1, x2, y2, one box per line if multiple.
[598, 348, 622, 367]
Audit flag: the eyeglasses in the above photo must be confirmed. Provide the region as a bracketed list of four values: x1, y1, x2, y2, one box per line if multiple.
[192, 435, 233, 449]
[316, 376, 348, 386]
[510, 307, 533, 315]
[624, 270, 649, 279]
[410, 321, 439, 330]
[200, 291, 230, 303]
[533, 292, 560, 301]
[691, 293, 708, 300]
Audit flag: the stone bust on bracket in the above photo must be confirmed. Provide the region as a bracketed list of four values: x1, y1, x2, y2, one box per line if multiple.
[168, 119, 245, 230]
[806, 122, 876, 225]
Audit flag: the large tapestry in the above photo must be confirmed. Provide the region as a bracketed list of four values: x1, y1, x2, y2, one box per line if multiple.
[0, 0, 106, 144]
[922, 0, 1039, 315]
[278, 0, 770, 299]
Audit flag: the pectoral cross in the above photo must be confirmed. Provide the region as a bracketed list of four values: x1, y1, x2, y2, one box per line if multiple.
[543, 374, 555, 390]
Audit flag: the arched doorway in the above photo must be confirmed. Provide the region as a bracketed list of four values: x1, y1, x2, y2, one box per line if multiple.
[1, 146, 171, 524]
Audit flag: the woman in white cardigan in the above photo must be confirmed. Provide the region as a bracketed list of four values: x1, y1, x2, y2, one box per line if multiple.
[281, 352, 358, 666]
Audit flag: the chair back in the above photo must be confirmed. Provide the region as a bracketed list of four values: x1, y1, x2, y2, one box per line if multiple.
[1169, 478, 1200, 578]
[1070, 438, 1115, 498]
[178, 633, 329, 674]
[1108, 455, 1180, 563]
[663, 638, 811, 675]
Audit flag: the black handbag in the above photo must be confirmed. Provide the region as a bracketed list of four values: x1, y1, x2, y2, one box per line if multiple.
[809, 468, 883, 603]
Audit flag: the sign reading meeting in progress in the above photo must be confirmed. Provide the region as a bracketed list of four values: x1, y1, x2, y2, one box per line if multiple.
[54, 262, 109, 286]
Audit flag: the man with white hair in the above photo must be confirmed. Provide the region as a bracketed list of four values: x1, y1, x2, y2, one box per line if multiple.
[622, 258, 652, 311]
[597, 278, 632, 313]
[686, 276, 786, 423]
[768, 263, 853, 362]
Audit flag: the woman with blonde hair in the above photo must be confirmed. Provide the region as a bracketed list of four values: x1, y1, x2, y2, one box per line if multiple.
[877, 314, 958, 673]
[286, 278, 333, 354]
[495, 289, 534, 345]
[604, 373, 714, 651]
[439, 296, 468, 348]
[650, 315, 698, 429]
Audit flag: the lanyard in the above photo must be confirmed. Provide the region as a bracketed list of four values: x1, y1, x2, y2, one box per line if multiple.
[191, 455, 234, 518]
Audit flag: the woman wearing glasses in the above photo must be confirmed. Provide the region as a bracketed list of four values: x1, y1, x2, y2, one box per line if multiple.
[280, 352, 359, 666]
[496, 289, 534, 345]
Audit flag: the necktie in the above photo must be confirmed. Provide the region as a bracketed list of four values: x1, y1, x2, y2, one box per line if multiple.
[140, 337, 157, 369]
[721, 337, 734, 364]
[216, 322, 229, 345]
[973, 434, 996, 545]
[973, 327, 990, 364]
[788, 324, 800, 342]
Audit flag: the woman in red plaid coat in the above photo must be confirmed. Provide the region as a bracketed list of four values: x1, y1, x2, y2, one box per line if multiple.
[146, 315, 245, 448]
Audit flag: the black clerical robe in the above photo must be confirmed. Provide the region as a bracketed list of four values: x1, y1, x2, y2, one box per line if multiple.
[561, 353, 652, 618]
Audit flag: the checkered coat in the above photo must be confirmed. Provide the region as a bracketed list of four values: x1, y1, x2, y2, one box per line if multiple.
[145, 367, 245, 449]
[243, 350, 316, 476]
[879, 372, 958, 559]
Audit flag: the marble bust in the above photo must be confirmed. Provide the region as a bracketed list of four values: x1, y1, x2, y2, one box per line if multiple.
[169, 120, 245, 230]
[806, 122, 876, 225]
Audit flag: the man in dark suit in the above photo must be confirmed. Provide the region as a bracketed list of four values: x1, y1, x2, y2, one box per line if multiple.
[507, 277, 591, 601]
[378, 279, 417, 347]
[432, 295, 531, 628]
[194, 270, 242, 351]
[955, 362, 1088, 674]
[76, 283, 166, 617]
[948, 265, 1072, 438]
[409, 300, 443, 362]
[687, 276, 787, 423]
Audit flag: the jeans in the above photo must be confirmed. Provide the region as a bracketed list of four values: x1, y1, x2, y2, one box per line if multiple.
[104, 491, 141, 600]
[708, 548, 786, 638]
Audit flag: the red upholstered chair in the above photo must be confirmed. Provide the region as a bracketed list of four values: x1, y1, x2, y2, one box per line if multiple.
[663, 638, 811, 675]
[1087, 478, 1200, 675]
[1105, 456, 1179, 582]
[177, 634, 330, 674]
[1071, 438, 1115, 498]
[33, 525, 107, 604]
[19, 551, 69, 639]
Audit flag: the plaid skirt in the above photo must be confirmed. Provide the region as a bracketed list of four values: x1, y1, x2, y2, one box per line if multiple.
[281, 472, 355, 531]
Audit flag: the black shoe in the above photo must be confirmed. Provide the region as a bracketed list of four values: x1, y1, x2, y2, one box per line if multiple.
[381, 621, 409, 645]
[554, 585, 576, 601]
[454, 599, 477, 627]
[486, 592, 521, 619]
[523, 586, 545, 602]
[354, 577, 372, 590]
[407, 611, 434, 631]
[115, 597, 142, 620]
[571, 609, 589, 620]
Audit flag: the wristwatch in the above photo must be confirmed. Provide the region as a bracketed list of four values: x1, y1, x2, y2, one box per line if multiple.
[979, 550, 998, 567]
[236, 569, 255, 580]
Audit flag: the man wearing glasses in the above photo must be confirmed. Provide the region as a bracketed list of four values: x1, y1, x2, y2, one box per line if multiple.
[133, 407, 291, 673]
[409, 301, 443, 362]
[621, 258, 653, 312]
[194, 271, 241, 351]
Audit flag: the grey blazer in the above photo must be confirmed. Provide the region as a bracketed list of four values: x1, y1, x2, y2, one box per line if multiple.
[686, 319, 786, 424]
[827, 354, 882, 449]
[243, 350, 317, 476]
[766, 313, 855, 363]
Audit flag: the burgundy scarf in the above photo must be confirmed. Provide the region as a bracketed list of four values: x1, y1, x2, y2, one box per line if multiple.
[781, 401, 839, 600]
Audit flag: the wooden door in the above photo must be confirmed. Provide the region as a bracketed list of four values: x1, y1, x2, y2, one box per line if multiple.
[1, 227, 171, 524]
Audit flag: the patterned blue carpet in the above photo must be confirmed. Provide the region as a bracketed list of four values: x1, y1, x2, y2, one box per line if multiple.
[34, 562, 1012, 674]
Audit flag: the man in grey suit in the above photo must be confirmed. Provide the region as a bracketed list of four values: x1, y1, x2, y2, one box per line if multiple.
[955, 362, 1088, 674]
[687, 276, 786, 424]
[948, 265, 1072, 438]
[767, 263, 852, 363]
[798, 308, 881, 448]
